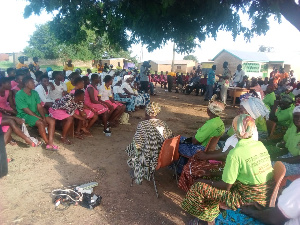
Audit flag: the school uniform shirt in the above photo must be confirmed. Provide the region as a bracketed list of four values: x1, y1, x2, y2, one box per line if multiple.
[277, 178, 300, 225]
[49, 81, 67, 100]
[65, 80, 75, 93]
[284, 124, 300, 157]
[16, 63, 28, 69]
[222, 139, 273, 185]
[275, 105, 295, 128]
[35, 84, 55, 103]
[194, 116, 225, 146]
[98, 84, 112, 101]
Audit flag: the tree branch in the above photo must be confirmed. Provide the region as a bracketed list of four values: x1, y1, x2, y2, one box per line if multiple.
[278, 0, 300, 31]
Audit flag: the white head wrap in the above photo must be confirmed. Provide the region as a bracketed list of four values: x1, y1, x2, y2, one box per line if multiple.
[240, 96, 270, 120]
[293, 106, 300, 114]
[286, 86, 293, 91]
[124, 75, 133, 81]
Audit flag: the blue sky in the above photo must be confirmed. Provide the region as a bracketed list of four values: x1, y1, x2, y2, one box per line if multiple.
[0, 0, 299, 62]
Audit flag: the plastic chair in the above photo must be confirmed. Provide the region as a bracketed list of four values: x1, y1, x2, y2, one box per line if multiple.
[269, 161, 286, 207]
[266, 120, 276, 138]
[204, 136, 221, 152]
[153, 135, 180, 198]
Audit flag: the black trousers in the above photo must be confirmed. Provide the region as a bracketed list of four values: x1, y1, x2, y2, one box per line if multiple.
[167, 75, 173, 92]
[140, 81, 149, 93]
[0, 128, 7, 178]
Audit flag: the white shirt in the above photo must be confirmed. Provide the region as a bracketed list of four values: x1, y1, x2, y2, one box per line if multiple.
[292, 89, 300, 96]
[278, 178, 300, 225]
[222, 126, 259, 152]
[121, 82, 134, 94]
[261, 84, 268, 92]
[35, 85, 54, 103]
[113, 85, 122, 94]
[233, 70, 245, 84]
[49, 81, 67, 100]
[98, 84, 112, 101]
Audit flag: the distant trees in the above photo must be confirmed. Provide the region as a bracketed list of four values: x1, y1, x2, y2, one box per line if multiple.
[183, 55, 198, 63]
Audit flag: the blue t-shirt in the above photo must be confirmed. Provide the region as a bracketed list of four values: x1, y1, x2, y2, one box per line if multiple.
[207, 69, 215, 85]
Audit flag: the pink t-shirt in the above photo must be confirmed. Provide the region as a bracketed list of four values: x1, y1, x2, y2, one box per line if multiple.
[11, 80, 18, 89]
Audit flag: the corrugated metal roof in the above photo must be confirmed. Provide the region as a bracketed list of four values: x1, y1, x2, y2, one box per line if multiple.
[212, 49, 280, 62]
[150, 60, 195, 65]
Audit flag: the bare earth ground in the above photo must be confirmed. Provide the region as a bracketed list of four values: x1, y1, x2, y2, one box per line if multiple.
[0, 87, 236, 225]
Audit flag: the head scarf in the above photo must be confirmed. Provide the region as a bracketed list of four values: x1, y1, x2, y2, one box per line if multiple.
[145, 102, 161, 117]
[232, 114, 256, 139]
[240, 96, 270, 120]
[280, 94, 294, 105]
[208, 95, 225, 116]
[293, 105, 300, 114]
[124, 75, 133, 82]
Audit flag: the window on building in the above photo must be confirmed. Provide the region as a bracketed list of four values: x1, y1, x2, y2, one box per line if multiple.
[177, 66, 181, 69]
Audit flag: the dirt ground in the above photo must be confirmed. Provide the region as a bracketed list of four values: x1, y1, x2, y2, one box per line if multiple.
[0, 87, 236, 225]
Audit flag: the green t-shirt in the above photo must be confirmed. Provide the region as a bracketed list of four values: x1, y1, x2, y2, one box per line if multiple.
[222, 138, 273, 185]
[15, 89, 41, 118]
[284, 124, 300, 156]
[263, 92, 276, 110]
[275, 105, 295, 128]
[195, 116, 225, 146]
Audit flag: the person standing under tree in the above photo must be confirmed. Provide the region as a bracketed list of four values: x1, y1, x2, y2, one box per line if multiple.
[205, 65, 216, 101]
[232, 64, 245, 86]
[139, 61, 151, 94]
[217, 61, 231, 103]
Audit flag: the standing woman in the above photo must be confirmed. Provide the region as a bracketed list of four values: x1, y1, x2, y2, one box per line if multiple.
[182, 114, 274, 224]
[15, 77, 57, 151]
[85, 74, 110, 135]
[98, 75, 126, 126]
[217, 61, 232, 104]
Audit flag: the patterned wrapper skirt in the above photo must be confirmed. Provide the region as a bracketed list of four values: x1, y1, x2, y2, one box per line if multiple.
[181, 180, 274, 222]
[178, 157, 224, 192]
[114, 94, 136, 112]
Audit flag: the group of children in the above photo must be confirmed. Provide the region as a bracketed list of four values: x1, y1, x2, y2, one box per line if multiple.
[0, 64, 151, 151]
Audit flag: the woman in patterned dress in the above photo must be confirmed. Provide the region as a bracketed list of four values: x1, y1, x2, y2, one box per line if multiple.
[125, 102, 173, 185]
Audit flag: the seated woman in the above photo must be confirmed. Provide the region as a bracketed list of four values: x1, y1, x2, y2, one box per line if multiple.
[49, 90, 90, 144]
[15, 76, 57, 151]
[271, 106, 300, 176]
[11, 73, 25, 94]
[0, 77, 16, 115]
[0, 112, 39, 146]
[49, 71, 67, 101]
[182, 114, 274, 225]
[269, 94, 295, 134]
[178, 95, 267, 192]
[122, 75, 150, 107]
[125, 102, 173, 185]
[85, 74, 110, 135]
[35, 75, 55, 110]
[263, 83, 276, 110]
[69, 77, 98, 135]
[179, 96, 225, 158]
[113, 76, 136, 112]
[65, 72, 79, 93]
[98, 75, 126, 126]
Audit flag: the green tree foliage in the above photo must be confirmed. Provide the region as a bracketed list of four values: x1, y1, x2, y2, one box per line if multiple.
[24, 0, 300, 54]
[24, 23, 137, 63]
[183, 55, 198, 63]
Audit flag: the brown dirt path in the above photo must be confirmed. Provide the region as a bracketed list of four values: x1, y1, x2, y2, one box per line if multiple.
[0, 87, 236, 225]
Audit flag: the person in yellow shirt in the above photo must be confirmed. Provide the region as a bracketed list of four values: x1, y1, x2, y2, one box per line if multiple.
[97, 62, 104, 73]
[63, 59, 74, 76]
[116, 62, 122, 70]
[65, 72, 79, 93]
[16, 56, 28, 69]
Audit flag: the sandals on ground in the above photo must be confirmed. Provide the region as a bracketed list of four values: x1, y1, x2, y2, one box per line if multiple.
[45, 145, 59, 151]
[31, 141, 42, 147]
[74, 132, 84, 139]
[60, 137, 72, 145]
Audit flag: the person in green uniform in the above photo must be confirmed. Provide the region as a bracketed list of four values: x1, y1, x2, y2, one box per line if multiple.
[270, 94, 295, 130]
[263, 83, 276, 110]
[272, 106, 300, 176]
[15, 76, 57, 151]
[182, 114, 274, 224]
